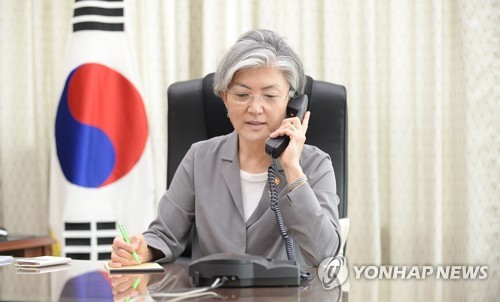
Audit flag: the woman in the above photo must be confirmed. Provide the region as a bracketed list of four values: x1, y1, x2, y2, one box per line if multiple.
[109, 29, 341, 268]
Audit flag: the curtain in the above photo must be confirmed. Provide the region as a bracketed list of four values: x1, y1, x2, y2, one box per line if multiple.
[0, 0, 497, 301]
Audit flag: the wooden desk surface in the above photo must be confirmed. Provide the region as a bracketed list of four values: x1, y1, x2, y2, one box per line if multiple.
[0, 234, 53, 257]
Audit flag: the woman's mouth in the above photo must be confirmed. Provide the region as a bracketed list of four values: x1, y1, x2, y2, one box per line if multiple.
[246, 121, 265, 129]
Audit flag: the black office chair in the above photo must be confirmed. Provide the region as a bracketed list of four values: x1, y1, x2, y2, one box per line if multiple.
[167, 73, 348, 256]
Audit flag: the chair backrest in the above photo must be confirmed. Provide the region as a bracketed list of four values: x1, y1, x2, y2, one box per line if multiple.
[167, 73, 348, 218]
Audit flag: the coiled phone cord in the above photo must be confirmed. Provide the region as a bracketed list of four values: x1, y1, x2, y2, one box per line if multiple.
[268, 163, 311, 281]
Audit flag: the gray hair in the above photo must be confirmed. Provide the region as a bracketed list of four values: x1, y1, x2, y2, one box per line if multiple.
[213, 29, 306, 97]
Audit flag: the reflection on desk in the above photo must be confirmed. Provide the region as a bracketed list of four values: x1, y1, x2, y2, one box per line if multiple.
[0, 259, 343, 302]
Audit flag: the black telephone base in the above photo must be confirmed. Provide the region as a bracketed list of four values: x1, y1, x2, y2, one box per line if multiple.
[188, 253, 301, 287]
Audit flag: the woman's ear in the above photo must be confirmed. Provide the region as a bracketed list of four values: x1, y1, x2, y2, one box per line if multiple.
[220, 92, 230, 118]
[220, 91, 229, 107]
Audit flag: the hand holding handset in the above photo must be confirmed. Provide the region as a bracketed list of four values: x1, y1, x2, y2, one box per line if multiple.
[265, 94, 309, 158]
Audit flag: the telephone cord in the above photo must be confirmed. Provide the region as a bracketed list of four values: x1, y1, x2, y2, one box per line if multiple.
[268, 163, 311, 281]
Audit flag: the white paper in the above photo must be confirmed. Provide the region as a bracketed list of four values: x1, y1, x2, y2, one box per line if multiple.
[0, 255, 14, 266]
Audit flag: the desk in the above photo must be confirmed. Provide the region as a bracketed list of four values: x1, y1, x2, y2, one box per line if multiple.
[1, 259, 495, 301]
[0, 234, 53, 257]
[0, 260, 344, 301]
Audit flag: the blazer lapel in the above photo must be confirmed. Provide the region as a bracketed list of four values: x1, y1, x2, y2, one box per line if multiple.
[221, 132, 245, 221]
[220, 133, 289, 225]
[246, 159, 288, 228]
[273, 159, 289, 200]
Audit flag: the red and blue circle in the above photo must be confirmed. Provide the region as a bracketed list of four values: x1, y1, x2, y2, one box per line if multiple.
[55, 63, 148, 188]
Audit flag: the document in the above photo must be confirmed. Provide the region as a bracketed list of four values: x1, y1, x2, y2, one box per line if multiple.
[14, 256, 72, 268]
[104, 261, 165, 273]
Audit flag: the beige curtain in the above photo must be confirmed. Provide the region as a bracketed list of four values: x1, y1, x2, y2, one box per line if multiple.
[0, 0, 497, 301]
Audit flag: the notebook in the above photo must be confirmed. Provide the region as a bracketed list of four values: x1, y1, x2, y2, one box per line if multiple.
[103, 261, 165, 273]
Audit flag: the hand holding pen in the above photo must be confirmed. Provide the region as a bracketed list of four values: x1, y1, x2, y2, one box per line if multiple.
[110, 274, 150, 302]
[118, 224, 141, 264]
[109, 224, 149, 267]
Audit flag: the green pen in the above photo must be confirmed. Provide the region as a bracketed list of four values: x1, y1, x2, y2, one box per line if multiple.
[118, 223, 141, 264]
[131, 277, 141, 289]
[124, 277, 141, 302]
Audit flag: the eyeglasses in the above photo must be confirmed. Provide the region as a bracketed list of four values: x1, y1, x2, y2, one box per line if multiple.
[226, 89, 291, 105]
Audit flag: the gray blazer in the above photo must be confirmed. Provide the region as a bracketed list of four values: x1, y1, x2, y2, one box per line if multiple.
[144, 131, 341, 267]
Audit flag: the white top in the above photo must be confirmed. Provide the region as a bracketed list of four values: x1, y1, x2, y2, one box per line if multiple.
[240, 170, 268, 221]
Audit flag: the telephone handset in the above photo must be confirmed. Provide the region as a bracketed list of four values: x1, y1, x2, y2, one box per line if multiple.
[265, 94, 309, 159]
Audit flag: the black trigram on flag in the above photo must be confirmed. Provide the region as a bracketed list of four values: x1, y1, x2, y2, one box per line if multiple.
[73, 0, 125, 32]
